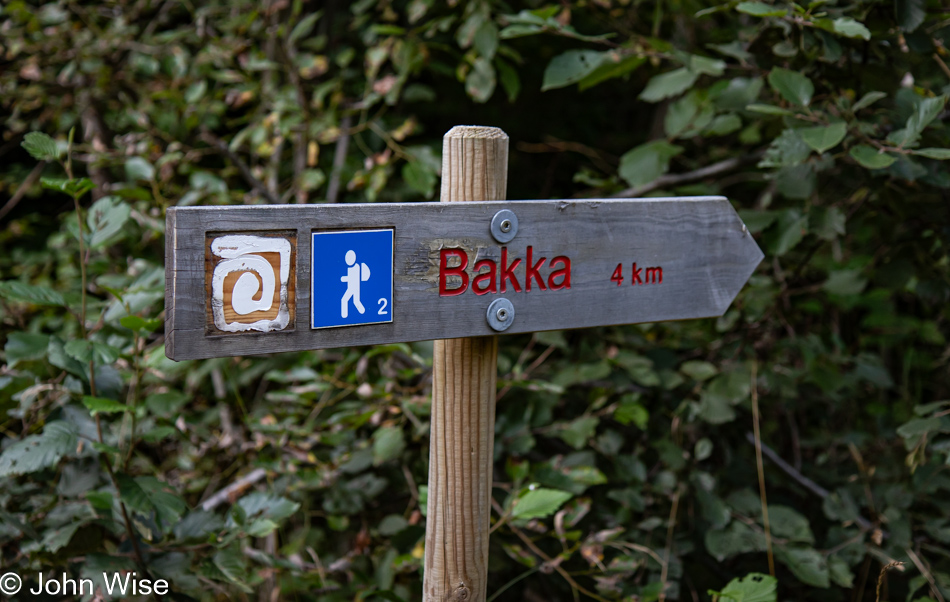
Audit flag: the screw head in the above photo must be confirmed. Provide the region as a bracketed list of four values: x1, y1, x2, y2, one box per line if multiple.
[486, 298, 515, 332]
[490, 209, 518, 243]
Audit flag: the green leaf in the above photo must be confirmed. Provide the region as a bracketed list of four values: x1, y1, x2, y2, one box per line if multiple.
[245, 518, 279, 537]
[759, 129, 810, 168]
[768, 505, 815, 543]
[618, 140, 684, 188]
[684, 54, 726, 76]
[736, 2, 788, 17]
[0, 281, 65, 306]
[82, 396, 129, 416]
[236, 492, 299, 523]
[578, 54, 645, 91]
[896, 0, 926, 32]
[402, 157, 437, 199]
[552, 360, 611, 388]
[146, 391, 190, 416]
[853, 91, 887, 112]
[705, 114, 743, 136]
[174, 510, 224, 541]
[889, 95, 948, 146]
[664, 92, 701, 138]
[745, 103, 794, 116]
[556, 416, 599, 449]
[41, 177, 95, 199]
[542, 50, 608, 91]
[41, 522, 83, 553]
[0, 421, 78, 477]
[717, 572, 777, 602]
[22, 132, 60, 161]
[615, 395, 650, 428]
[639, 68, 698, 102]
[777, 547, 829, 588]
[5, 332, 50, 366]
[829, 556, 855, 588]
[289, 11, 321, 45]
[64, 339, 120, 365]
[832, 17, 871, 40]
[213, 545, 252, 592]
[119, 315, 162, 333]
[87, 196, 132, 248]
[705, 521, 765, 561]
[378, 514, 409, 536]
[800, 123, 847, 153]
[897, 417, 944, 438]
[771, 209, 808, 255]
[496, 57, 521, 102]
[512, 488, 573, 519]
[465, 57, 495, 103]
[768, 68, 814, 107]
[373, 425, 406, 465]
[849, 145, 896, 169]
[823, 269, 867, 296]
[119, 475, 188, 526]
[681, 360, 718, 381]
[695, 438, 714, 461]
[912, 148, 950, 159]
[473, 19, 499, 60]
[125, 157, 155, 182]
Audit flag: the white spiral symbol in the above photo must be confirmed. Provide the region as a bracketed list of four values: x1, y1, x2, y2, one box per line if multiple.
[209, 235, 292, 333]
[0, 572, 22, 595]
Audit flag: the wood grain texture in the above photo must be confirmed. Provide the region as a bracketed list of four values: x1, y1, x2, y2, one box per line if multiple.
[423, 126, 507, 602]
[164, 196, 763, 360]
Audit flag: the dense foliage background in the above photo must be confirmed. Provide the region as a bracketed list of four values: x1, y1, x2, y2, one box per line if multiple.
[2, 0, 950, 600]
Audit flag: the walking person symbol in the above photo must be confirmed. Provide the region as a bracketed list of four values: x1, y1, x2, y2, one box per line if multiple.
[341, 250, 371, 318]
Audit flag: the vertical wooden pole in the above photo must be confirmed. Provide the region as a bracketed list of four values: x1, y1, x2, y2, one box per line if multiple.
[424, 126, 508, 602]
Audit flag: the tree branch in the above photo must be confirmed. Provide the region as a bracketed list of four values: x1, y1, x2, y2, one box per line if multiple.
[326, 114, 351, 204]
[0, 161, 45, 222]
[745, 432, 879, 533]
[200, 467, 268, 511]
[611, 151, 763, 198]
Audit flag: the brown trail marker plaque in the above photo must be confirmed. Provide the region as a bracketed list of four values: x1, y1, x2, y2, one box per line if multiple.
[164, 126, 763, 601]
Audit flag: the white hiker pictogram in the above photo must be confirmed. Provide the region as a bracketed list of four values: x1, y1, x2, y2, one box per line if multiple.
[341, 249, 371, 318]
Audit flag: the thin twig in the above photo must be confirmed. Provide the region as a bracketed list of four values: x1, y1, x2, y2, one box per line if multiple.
[199, 129, 280, 204]
[0, 161, 45, 221]
[934, 53, 950, 81]
[496, 344, 557, 402]
[326, 114, 351, 203]
[751, 361, 775, 576]
[745, 432, 879, 533]
[658, 489, 680, 602]
[905, 548, 946, 602]
[201, 468, 268, 511]
[491, 499, 608, 602]
[611, 152, 764, 198]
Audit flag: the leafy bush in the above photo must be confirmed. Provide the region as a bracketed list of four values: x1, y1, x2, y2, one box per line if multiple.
[1, 0, 949, 600]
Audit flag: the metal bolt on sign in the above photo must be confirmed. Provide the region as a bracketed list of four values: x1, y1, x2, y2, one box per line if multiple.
[490, 209, 518, 243]
[486, 298, 515, 332]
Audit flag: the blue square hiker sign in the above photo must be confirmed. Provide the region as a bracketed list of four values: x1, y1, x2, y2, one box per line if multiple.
[311, 229, 394, 329]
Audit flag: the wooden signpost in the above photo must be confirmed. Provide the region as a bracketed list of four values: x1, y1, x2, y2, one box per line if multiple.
[164, 126, 763, 601]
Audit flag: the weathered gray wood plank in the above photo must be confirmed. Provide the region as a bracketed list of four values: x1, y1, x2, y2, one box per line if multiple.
[165, 197, 763, 360]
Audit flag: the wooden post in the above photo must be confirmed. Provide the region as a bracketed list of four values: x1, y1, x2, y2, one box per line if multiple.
[424, 126, 508, 601]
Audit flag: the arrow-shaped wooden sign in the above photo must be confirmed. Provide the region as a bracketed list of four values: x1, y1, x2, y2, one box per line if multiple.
[164, 196, 762, 361]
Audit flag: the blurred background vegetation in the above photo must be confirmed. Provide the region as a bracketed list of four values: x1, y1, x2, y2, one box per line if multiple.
[2, 0, 950, 600]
